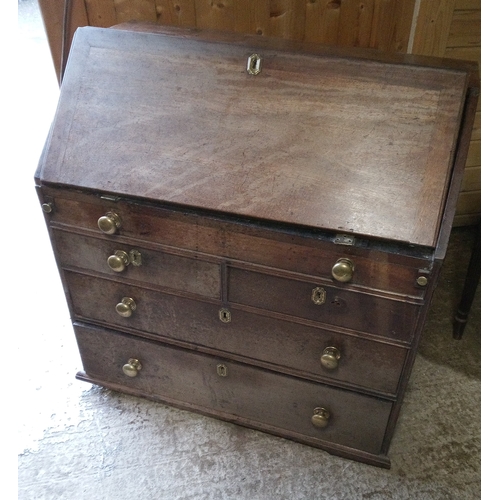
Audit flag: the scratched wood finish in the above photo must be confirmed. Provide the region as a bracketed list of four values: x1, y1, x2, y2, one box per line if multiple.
[40, 26, 467, 247]
[40, 187, 431, 298]
[38, 0, 480, 225]
[35, 25, 477, 468]
[74, 323, 393, 457]
[39, 0, 417, 83]
[52, 229, 221, 299]
[228, 267, 420, 342]
[65, 272, 407, 395]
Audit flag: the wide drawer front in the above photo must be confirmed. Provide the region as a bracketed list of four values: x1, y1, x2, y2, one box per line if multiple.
[228, 267, 420, 343]
[74, 323, 393, 455]
[66, 272, 407, 395]
[41, 188, 430, 298]
[53, 229, 220, 300]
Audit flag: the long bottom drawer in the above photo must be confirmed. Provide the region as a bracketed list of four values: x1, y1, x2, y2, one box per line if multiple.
[74, 323, 393, 465]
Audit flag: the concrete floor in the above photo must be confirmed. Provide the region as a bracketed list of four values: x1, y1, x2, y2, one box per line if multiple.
[15, 1, 481, 498]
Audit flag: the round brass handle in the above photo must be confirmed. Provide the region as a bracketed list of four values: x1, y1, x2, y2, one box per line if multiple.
[320, 347, 341, 370]
[116, 297, 137, 318]
[98, 212, 122, 234]
[122, 358, 142, 377]
[331, 258, 354, 283]
[311, 407, 330, 429]
[41, 202, 53, 213]
[107, 250, 130, 272]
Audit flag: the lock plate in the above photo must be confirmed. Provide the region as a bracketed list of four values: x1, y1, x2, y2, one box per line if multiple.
[216, 364, 228, 377]
[219, 308, 231, 323]
[247, 54, 262, 75]
[129, 249, 142, 266]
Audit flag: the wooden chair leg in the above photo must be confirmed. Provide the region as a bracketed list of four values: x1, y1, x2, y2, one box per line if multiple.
[453, 223, 481, 339]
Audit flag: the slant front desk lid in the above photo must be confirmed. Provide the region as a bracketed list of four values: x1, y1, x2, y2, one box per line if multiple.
[39, 25, 472, 248]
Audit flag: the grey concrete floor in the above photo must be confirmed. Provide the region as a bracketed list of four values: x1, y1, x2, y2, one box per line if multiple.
[15, 1, 481, 498]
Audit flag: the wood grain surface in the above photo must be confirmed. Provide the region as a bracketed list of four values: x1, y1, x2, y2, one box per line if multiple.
[74, 323, 393, 456]
[40, 26, 469, 247]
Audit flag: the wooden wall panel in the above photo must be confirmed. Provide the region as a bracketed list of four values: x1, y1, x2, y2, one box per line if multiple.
[411, 0, 481, 225]
[113, 0, 157, 24]
[194, 0, 236, 32]
[155, 1, 196, 27]
[304, 0, 342, 45]
[84, 0, 117, 27]
[461, 167, 481, 192]
[470, 111, 480, 141]
[410, 0, 456, 57]
[447, 9, 480, 48]
[38, 0, 89, 81]
[369, 0, 416, 52]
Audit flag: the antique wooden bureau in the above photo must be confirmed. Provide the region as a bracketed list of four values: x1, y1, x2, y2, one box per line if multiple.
[35, 23, 478, 468]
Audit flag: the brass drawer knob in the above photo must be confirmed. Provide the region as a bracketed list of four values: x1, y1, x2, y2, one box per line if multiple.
[122, 358, 142, 377]
[311, 407, 330, 429]
[320, 347, 341, 370]
[98, 211, 122, 234]
[41, 202, 53, 213]
[108, 250, 130, 272]
[116, 297, 137, 318]
[331, 258, 354, 283]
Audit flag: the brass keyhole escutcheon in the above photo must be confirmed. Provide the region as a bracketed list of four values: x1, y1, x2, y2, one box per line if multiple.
[331, 258, 354, 283]
[122, 358, 142, 377]
[217, 364, 228, 377]
[320, 347, 341, 370]
[98, 211, 122, 234]
[247, 53, 262, 75]
[219, 308, 231, 323]
[116, 297, 137, 318]
[311, 287, 326, 305]
[311, 407, 330, 429]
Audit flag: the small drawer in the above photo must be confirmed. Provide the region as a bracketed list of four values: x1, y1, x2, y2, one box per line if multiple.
[66, 273, 407, 394]
[228, 267, 420, 342]
[40, 187, 430, 299]
[53, 229, 220, 299]
[74, 324, 393, 456]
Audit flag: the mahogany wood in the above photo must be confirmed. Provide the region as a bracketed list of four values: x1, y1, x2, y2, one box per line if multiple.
[40, 25, 469, 248]
[35, 24, 478, 467]
[41, 187, 431, 298]
[228, 267, 420, 342]
[74, 323, 393, 457]
[64, 271, 407, 395]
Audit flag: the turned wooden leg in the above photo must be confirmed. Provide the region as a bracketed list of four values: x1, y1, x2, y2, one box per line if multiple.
[453, 223, 481, 340]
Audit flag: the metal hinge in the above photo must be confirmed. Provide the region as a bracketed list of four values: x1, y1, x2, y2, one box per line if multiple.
[333, 234, 355, 246]
[100, 194, 121, 202]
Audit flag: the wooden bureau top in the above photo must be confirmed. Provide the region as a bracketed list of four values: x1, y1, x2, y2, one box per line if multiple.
[38, 24, 475, 248]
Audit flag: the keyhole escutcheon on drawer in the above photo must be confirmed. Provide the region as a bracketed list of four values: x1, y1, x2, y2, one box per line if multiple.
[311, 287, 326, 305]
[217, 364, 228, 377]
[219, 308, 231, 323]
